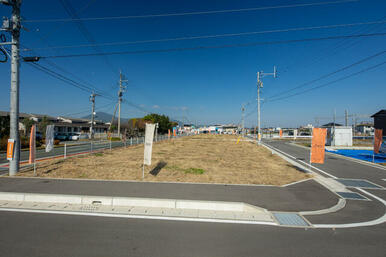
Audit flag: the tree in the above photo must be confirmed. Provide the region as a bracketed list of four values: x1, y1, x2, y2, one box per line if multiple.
[22, 118, 36, 136]
[143, 113, 173, 134]
[0, 115, 10, 139]
[38, 116, 51, 138]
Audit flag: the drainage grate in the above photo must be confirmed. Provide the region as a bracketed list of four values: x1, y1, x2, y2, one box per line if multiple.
[272, 213, 309, 227]
[336, 192, 368, 200]
[336, 179, 383, 189]
[80, 205, 100, 211]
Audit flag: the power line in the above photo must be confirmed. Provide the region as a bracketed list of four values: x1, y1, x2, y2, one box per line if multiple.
[20, 19, 386, 52]
[265, 60, 386, 103]
[37, 32, 386, 59]
[265, 49, 386, 99]
[22, 0, 358, 23]
[58, 0, 117, 75]
[61, 102, 115, 117]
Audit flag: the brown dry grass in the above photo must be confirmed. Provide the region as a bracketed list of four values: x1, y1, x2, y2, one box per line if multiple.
[18, 134, 310, 185]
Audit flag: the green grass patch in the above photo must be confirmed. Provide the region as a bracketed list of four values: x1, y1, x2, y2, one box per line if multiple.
[94, 152, 104, 157]
[165, 165, 205, 174]
[184, 168, 205, 174]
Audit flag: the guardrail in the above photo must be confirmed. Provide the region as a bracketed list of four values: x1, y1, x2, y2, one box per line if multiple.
[0, 133, 190, 169]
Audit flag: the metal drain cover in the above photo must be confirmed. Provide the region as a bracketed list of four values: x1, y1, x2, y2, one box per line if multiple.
[273, 213, 310, 227]
[336, 192, 368, 200]
[80, 205, 100, 211]
[336, 179, 383, 189]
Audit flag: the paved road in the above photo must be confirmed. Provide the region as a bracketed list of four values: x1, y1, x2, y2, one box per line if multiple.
[0, 139, 385, 256]
[263, 139, 386, 188]
[0, 211, 385, 257]
[0, 177, 338, 212]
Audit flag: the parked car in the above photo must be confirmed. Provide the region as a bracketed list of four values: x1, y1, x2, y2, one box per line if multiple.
[79, 133, 89, 140]
[69, 133, 82, 141]
[55, 133, 69, 141]
[36, 131, 43, 140]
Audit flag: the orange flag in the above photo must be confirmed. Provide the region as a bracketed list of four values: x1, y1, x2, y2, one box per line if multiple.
[29, 125, 36, 164]
[279, 129, 283, 138]
[310, 128, 327, 164]
[374, 129, 383, 154]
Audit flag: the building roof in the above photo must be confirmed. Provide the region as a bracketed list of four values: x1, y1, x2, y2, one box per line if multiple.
[371, 109, 386, 118]
[321, 122, 343, 127]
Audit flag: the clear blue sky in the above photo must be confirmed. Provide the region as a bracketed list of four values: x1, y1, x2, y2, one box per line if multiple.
[0, 0, 385, 127]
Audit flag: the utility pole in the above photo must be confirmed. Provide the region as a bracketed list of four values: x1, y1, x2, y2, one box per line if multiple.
[2, 0, 21, 176]
[256, 66, 276, 144]
[89, 92, 98, 139]
[118, 70, 127, 138]
[241, 104, 245, 137]
[345, 109, 348, 126]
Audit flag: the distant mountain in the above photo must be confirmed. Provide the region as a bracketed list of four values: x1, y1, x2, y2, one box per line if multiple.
[82, 111, 129, 124]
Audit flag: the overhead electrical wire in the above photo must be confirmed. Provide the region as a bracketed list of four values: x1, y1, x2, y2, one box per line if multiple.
[20, 19, 386, 52]
[265, 60, 386, 103]
[265, 49, 386, 99]
[58, 0, 117, 75]
[61, 102, 115, 117]
[22, 0, 358, 23]
[36, 32, 386, 59]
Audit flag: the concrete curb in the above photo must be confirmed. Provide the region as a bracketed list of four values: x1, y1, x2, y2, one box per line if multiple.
[300, 198, 346, 216]
[0, 192, 267, 213]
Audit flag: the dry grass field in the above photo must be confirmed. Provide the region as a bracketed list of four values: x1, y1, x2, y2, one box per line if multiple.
[18, 134, 310, 185]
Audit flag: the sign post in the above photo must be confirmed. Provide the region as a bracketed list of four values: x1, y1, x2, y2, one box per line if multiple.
[143, 123, 156, 179]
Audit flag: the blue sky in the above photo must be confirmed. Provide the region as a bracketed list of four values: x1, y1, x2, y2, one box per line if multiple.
[0, 0, 385, 127]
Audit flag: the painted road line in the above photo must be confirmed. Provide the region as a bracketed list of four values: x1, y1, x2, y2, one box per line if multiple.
[300, 198, 346, 216]
[262, 142, 337, 179]
[290, 141, 386, 171]
[313, 188, 386, 229]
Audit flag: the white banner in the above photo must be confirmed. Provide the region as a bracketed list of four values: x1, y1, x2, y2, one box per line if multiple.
[45, 125, 55, 152]
[143, 123, 155, 166]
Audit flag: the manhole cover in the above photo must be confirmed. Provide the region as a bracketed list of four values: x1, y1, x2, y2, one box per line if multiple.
[272, 213, 310, 227]
[336, 192, 368, 200]
[336, 179, 383, 189]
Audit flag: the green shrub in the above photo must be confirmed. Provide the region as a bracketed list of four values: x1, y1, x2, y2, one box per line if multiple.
[109, 137, 121, 141]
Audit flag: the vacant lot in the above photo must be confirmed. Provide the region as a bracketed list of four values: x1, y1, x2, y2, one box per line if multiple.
[18, 134, 310, 185]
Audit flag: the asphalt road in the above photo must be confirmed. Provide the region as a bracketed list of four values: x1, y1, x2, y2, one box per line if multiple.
[0, 211, 385, 257]
[263, 139, 386, 188]
[0, 177, 338, 212]
[0, 138, 385, 256]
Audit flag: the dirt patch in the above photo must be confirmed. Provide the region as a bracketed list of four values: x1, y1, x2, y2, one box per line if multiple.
[18, 134, 310, 185]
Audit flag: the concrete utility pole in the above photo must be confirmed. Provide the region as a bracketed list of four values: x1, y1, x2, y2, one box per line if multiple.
[345, 109, 348, 126]
[241, 104, 245, 137]
[89, 92, 98, 139]
[2, 0, 22, 176]
[117, 70, 127, 138]
[256, 66, 276, 144]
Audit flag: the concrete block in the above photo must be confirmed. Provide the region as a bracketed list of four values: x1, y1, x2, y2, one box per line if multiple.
[112, 197, 175, 208]
[198, 210, 217, 218]
[176, 200, 244, 211]
[0, 192, 25, 202]
[24, 193, 82, 204]
[81, 196, 113, 206]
